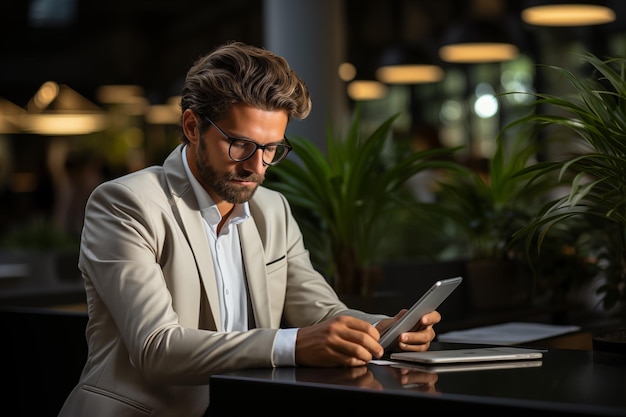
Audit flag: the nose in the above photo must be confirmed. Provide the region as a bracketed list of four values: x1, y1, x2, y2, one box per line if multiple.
[242, 148, 267, 174]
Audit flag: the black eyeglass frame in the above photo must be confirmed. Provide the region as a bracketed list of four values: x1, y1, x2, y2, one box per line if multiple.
[203, 116, 292, 166]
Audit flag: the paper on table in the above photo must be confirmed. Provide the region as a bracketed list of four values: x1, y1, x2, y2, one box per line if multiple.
[437, 322, 581, 345]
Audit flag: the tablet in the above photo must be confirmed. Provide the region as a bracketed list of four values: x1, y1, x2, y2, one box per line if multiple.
[390, 347, 544, 364]
[379, 276, 462, 351]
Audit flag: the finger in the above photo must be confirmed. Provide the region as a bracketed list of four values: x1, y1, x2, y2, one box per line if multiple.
[314, 317, 384, 361]
[420, 310, 442, 326]
[397, 327, 436, 351]
[409, 310, 442, 332]
[331, 326, 383, 360]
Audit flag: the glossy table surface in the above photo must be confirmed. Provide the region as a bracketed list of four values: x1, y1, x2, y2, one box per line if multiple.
[208, 343, 626, 416]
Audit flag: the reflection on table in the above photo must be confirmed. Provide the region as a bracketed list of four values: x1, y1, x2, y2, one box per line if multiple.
[208, 346, 626, 417]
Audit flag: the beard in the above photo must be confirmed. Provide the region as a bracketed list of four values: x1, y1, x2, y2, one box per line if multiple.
[195, 137, 264, 204]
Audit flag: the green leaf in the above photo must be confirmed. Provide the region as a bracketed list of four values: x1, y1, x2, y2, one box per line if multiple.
[506, 52, 626, 313]
[265, 104, 461, 280]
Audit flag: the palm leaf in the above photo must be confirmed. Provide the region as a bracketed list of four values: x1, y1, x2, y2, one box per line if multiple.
[265, 105, 461, 281]
[507, 52, 626, 312]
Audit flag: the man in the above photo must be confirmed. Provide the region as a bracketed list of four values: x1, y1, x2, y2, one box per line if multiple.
[58, 41, 441, 417]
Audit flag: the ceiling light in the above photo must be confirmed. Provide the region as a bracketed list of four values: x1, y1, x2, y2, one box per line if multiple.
[338, 62, 357, 82]
[346, 80, 388, 101]
[376, 45, 445, 84]
[96, 84, 148, 116]
[521, 2, 616, 26]
[145, 97, 182, 125]
[376, 65, 444, 84]
[376, 64, 445, 84]
[18, 81, 109, 135]
[0, 98, 26, 133]
[439, 43, 519, 64]
[96, 84, 145, 104]
[20, 113, 108, 135]
[439, 19, 520, 64]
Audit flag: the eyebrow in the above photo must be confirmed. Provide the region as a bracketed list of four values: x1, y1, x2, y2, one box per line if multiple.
[209, 118, 288, 144]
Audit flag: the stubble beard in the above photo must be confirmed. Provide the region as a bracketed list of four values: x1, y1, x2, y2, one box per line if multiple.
[195, 138, 264, 204]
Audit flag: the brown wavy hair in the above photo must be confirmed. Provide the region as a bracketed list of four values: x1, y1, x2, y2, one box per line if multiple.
[179, 41, 312, 144]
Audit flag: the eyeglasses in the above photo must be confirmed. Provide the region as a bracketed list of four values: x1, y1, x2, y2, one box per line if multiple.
[205, 117, 292, 166]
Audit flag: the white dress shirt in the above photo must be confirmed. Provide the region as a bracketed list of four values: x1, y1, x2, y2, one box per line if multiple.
[182, 147, 296, 365]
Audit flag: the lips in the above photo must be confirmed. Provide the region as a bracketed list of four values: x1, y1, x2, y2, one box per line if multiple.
[233, 174, 264, 184]
[235, 180, 258, 186]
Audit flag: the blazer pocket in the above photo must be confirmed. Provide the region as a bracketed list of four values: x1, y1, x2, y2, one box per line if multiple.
[265, 255, 286, 274]
[80, 385, 152, 415]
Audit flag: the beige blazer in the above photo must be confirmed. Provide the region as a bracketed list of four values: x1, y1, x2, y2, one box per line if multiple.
[58, 145, 386, 417]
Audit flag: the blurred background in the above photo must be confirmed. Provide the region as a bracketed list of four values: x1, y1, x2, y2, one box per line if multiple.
[0, 0, 624, 252]
[3, 4, 626, 413]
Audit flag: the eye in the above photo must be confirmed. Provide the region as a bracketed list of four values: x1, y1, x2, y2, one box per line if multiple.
[231, 139, 253, 151]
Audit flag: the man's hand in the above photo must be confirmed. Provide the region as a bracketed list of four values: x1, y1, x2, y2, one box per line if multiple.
[376, 310, 441, 353]
[295, 316, 383, 367]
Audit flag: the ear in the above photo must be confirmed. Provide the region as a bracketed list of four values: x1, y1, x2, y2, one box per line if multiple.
[182, 109, 200, 145]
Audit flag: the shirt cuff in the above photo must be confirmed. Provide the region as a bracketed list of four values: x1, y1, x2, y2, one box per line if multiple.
[273, 328, 298, 366]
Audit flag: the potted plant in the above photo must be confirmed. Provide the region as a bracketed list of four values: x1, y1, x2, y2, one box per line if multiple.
[264, 105, 461, 296]
[427, 129, 564, 311]
[507, 52, 626, 318]
[433, 131, 546, 261]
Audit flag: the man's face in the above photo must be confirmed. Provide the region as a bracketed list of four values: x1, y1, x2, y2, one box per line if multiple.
[190, 104, 289, 205]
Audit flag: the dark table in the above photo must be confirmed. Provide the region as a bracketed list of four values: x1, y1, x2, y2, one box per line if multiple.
[208, 343, 626, 416]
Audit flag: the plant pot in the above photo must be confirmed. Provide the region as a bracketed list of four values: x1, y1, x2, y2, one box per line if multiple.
[592, 329, 626, 354]
[465, 260, 532, 312]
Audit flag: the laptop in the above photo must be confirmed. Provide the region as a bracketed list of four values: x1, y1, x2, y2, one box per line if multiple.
[390, 346, 544, 364]
[390, 359, 543, 374]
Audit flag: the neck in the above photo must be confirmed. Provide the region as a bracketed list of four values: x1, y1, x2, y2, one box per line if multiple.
[215, 202, 235, 234]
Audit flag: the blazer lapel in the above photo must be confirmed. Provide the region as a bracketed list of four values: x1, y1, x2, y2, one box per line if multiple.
[238, 219, 271, 328]
[163, 146, 222, 330]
